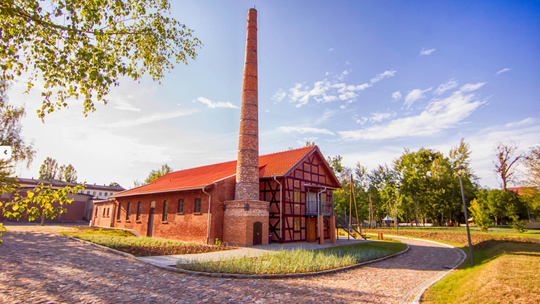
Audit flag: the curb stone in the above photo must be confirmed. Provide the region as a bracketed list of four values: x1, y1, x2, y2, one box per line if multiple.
[65, 235, 410, 279]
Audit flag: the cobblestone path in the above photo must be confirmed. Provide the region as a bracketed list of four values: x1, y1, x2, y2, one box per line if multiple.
[0, 226, 462, 303]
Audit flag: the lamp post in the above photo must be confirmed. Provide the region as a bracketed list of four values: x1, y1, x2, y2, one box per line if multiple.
[454, 165, 475, 267]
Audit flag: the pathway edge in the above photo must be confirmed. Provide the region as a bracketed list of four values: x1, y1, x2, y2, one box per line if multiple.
[65, 235, 410, 279]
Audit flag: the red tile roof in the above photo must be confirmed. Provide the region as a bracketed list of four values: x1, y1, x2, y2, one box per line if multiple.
[507, 187, 539, 196]
[113, 146, 330, 198]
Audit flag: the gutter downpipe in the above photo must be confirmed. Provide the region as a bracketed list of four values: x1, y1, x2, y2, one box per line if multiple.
[317, 187, 328, 242]
[202, 186, 212, 245]
[273, 176, 283, 243]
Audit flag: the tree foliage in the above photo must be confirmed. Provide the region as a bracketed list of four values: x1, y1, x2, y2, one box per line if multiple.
[1, 0, 202, 119]
[134, 163, 173, 187]
[2, 182, 84, 225]
[58, 164, 77, 183]
[39, 157, 59, 180]
[0, 81, 35, 167]
[469, 198, 491, 232]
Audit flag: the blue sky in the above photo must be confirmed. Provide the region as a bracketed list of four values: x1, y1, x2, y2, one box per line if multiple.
[9, 0, 540, 189]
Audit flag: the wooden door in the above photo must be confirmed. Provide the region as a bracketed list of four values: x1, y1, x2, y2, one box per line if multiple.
[147, 207, 155, 237]
[309, 218, 317, 242]
[253, 221, 263, 245]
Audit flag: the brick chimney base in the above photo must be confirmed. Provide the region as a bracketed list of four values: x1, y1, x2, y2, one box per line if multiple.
[223, 200, 269, 247]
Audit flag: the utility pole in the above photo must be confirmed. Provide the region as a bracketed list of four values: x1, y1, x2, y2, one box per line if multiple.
[369, 193, 373, 229]
[351, 174, 360, 235]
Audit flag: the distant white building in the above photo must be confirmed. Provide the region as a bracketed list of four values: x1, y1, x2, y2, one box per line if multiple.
[0, 178, 125, 222]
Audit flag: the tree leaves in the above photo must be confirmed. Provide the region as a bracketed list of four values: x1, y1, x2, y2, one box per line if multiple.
[1, 0, 202, 119]
[1, 182, 85, 224]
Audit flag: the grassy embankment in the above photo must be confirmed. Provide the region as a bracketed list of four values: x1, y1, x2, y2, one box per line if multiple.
[362, 227, 540, 303]
[176, 241, 407, 275]
[61, 228, 234, 256]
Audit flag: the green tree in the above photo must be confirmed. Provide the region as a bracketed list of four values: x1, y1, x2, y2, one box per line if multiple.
[305, 141, 316, 147]
[0, 81, 36, 167]
[1, 0, 202, 119]
[521, 145, 540, 218]
[108, 182, 121, 187]
[469, 198, 491, 232]
[2, 183, 84, 225]
[38, 157, 58, 180]
[134, 164, 173, 187]
[58, 164, 77, 183]
[395, 148, 455, 226]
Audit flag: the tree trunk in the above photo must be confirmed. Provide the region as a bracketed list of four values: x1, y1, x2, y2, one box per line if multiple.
[40, 214, 45, 226]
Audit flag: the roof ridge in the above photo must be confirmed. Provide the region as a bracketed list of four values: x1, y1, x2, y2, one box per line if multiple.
[164, 146, 315, 175]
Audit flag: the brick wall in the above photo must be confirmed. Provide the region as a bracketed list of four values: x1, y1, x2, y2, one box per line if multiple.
[223, 200, 269, 247]
[107, 179, 236, 244]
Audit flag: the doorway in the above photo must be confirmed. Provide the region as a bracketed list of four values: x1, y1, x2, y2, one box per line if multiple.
[253, 221, 262, 245]
[147, 207, 155, 237]
[309, 217, 317, 242]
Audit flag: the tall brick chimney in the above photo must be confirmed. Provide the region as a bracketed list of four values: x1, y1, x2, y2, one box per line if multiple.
[235, 8, 259, 201]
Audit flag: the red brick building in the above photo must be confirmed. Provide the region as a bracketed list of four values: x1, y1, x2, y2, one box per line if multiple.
[0, 178, 125, 222]
[92, 8, 341, 246]
[93, 146, 340, 246]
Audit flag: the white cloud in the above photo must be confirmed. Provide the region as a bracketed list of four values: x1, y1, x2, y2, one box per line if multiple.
[504, 117, 536, 128]
[271, 89, 286, 103]
[460, 82, 486, 92]
[345, 61, 351, 65]
[103, 110, 199, 128]
[434, 79, 458, 95]
[109, 91, 141, 112]
[313, 109, 335, 125]
[355, 116, 368, 125]
[392, 91, 402, 102]
[371, 70, 397, 83]
[370, 111, 396, 123]
[283, 69, 395, 107]
[420, 48, 436, 56]
[193, 97, 238, 109]
[278, 126, 335, 136]
[404, 87, 432, 108]
[329, 48, 334, 52]
[339, 91, 485, 140]
[495, 68, 511, 76]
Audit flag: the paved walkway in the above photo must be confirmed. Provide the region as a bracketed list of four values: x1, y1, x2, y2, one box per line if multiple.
[140, 238, 369, 267]
[0, 225, 463, 303]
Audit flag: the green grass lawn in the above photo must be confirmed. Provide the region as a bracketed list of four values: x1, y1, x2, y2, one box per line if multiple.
[422, 241, 540, 304]
[176, 241, 407, 275]
[61, 228, 233, 256]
